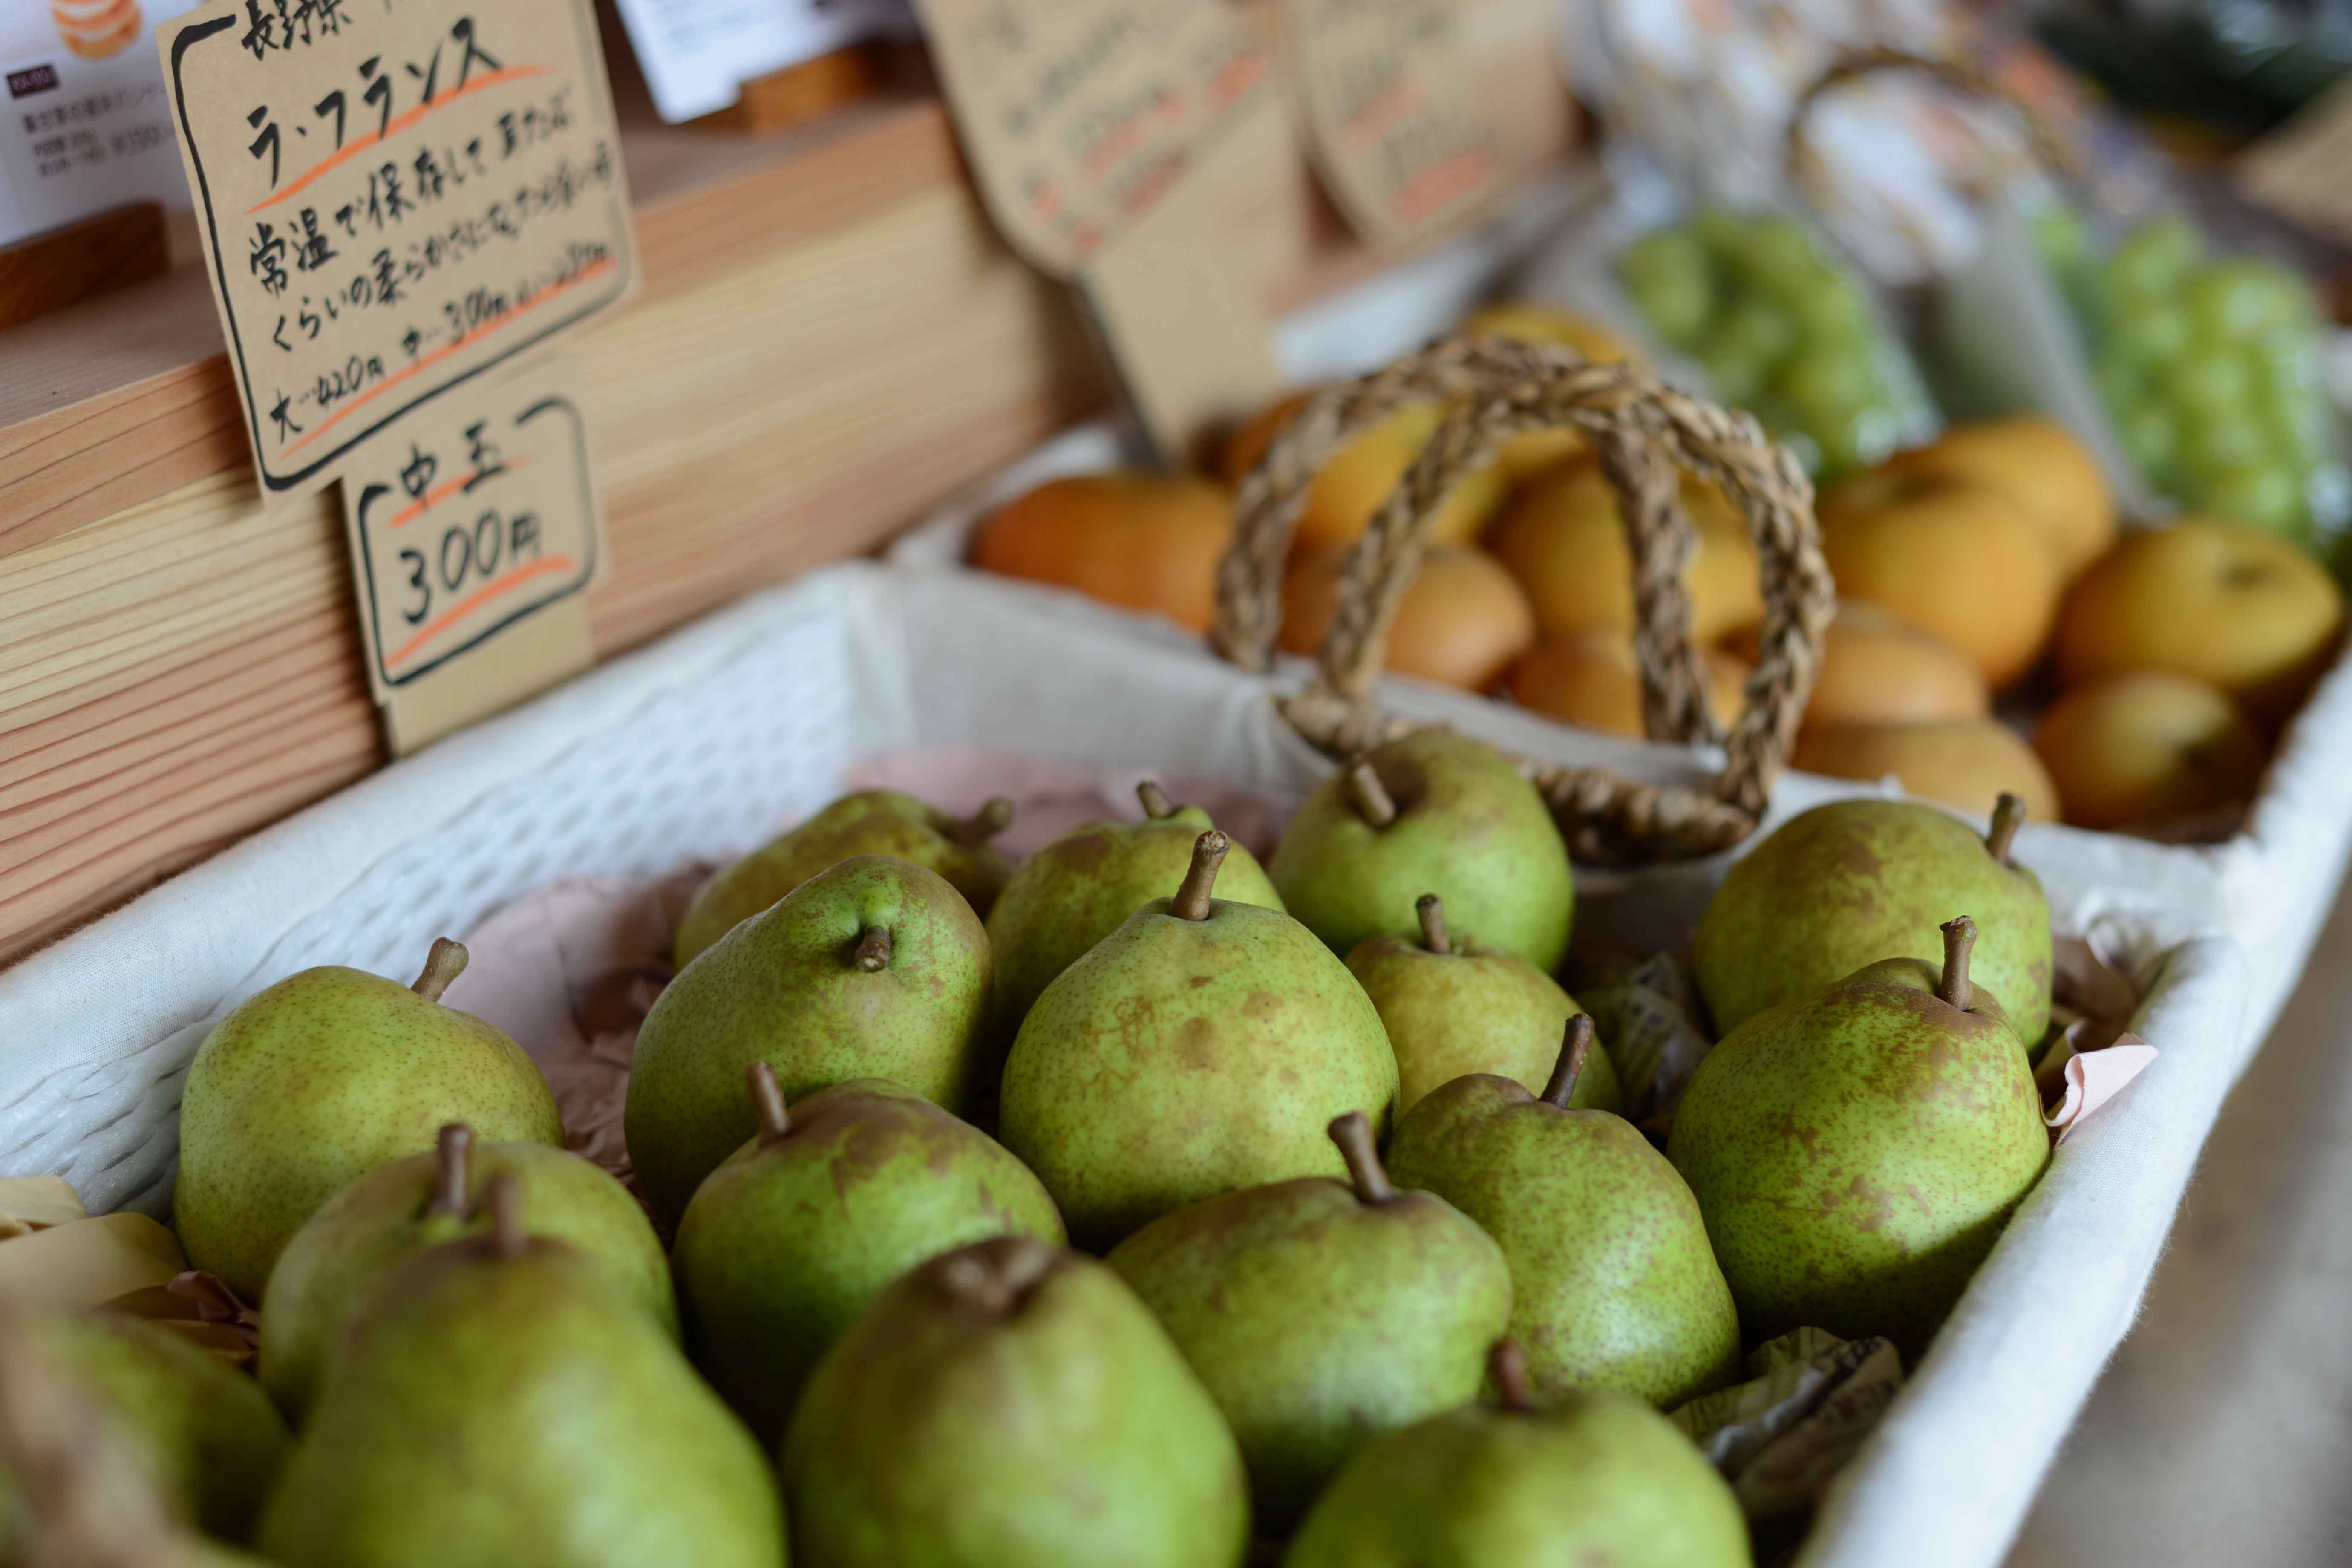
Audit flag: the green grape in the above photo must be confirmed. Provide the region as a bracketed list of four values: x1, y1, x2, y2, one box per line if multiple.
[2117, 400, 2178, 479]
[2110, 303, 2193, 370]
[1692, 209, 1755, 259]
[2102, 219, 2202, 304]
[2186, 260, 2286, 340]
[1733, 219, 1822, 300]
[2091, 357, 2145, 418]
[1792, 280, 1874, 350]
[1701, 346, 1770, 406]
[2196, 462, 2307, 534]
[1618, 229, 1715, 347]
[1712, 298, 1799, 372]
[2177, 415, 2269, 484]
[2032, 202, 2093, 278]
[1773, 351, 1878, 432]
[2160, 352, 2254, 421]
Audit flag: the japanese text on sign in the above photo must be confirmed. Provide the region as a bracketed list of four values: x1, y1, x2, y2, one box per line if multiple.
[913, 0, 1273, 275]
[341, 357, 602, 692]
[161, 0, 635, 499]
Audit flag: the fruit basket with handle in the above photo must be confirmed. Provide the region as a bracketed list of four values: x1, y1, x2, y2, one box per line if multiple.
[0, 342, 2251, 1567]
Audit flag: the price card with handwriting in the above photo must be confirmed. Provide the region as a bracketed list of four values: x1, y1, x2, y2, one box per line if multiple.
[339, 355, 603, 754]
[914, 0, 1286, 460]
[1283, 0, 1513, 248]
[159, 0, 636, 502]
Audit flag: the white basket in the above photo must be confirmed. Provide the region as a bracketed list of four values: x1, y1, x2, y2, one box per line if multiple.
[0, 561, 2251, 1568]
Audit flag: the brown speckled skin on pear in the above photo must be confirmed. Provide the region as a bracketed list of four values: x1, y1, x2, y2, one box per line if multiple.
[625, 855, 994, 1226]
[173, 967, 564, 1302]
[1105, 1173, 1511, 1528]
[1667, 957, 2050, 1359]
[1388, 1075, 1742, 1408]
[998, 898, 1400, 1250]
[1693, 798, 2054, 1044]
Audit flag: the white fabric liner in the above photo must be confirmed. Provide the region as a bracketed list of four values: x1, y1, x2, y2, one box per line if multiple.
[0, 562, 2254, 1568]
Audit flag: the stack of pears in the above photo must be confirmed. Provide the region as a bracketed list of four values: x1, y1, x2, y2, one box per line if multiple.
[123, 765, 2078, 1563]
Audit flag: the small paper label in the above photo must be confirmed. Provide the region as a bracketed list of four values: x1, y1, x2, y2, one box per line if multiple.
[157, 0, 637, 501]
[914, 0, 1286, 458]
[1283, 0, 1512, 247]
[2237, 76, 2352, 246]
[338, 354, 602, 753]
[912, 0, 1274, 277]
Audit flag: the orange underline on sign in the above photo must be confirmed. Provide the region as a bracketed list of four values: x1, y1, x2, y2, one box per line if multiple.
[385, 553, 576, 670]
[1388, 148, 1497, 228]
[248, 64, 555, 214]
[385, 456, 533, 527]
[280, 257, 616, 458]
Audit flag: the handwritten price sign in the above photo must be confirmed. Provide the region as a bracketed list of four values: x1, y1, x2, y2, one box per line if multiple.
[339, 354, 602, 750]
[161, 0, 636, 501]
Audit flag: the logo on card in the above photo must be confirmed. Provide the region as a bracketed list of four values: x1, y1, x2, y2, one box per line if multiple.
[52, 0, 143, 59]
[6, 65, 61, 97]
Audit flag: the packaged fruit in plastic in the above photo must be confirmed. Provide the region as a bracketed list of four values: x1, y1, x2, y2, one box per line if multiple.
[2064, 216, 2346, 541]
[1614, 208, 1937, 480]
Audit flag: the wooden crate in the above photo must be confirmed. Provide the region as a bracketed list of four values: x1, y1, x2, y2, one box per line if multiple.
[0, 84, 1574, 965]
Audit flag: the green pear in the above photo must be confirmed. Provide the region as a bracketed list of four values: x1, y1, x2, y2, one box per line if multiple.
[783, 1237, 1248, 1568]
[998, 832, 1399, 1248]
[174, 939, 564, 1300]
[985, 780, 1285, 1035]
[0, 1311, 289, 1547]
[1346, 894, 1623, 1116]
[1283, 1342, 1750, 1568]
[1268, 732, 1574, 971]
[675, 789, 1016, 966]
[260, 1123, 674, 1422]
[1106, 1112, 1510, 1528]
[1669, 917, 2050, 1358]
[1387, 1018, 1740, 1407]
[1694, 793, 2054, 1044]
[626, 853, 993, 1226]
[259, 1178, 785, 1568]
[673, 1065, 1066, 1444]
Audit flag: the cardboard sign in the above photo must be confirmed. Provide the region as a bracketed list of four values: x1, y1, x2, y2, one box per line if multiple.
[1282, 0, 1515, 248]
[914, 0, 1286, 459]
[2237, 75, 2352, 248]
[157, 0, 637, 502]
[338, 355, 603, 753]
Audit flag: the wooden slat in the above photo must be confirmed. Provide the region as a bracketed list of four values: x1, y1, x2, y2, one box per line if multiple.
[0, 204, 169, 332]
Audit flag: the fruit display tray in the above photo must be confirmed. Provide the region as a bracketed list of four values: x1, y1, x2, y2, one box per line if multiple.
[0, 563, 2248, 1568]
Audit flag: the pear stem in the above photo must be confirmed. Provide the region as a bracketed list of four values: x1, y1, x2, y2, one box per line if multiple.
[1326, 1112, 1396, 1205]
[1939, 917, 1976, 1012]
[1489, 1341, 1534, 1413]
[937, 1239, 1057, 1314]
[483, 1174, 525, 1260]
[1344, 760, 1398, 827]
[945, 798, 1014, 847]
[747, 1062, 791, 1145]
[410, 938, 468, 1002]
[852, 926, 893, 973]
[1986, 793, 2026, 867]
[427, 1124, 473, 1219]
[1169, 831, 1228, 921]
[1136, 780, 1178, 820]
[1541, 1016, 1596, 1109]
[1416, 894, 1451, 955]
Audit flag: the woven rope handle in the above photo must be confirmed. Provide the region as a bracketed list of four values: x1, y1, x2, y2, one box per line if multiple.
[1210, 336, 1836, 864]
[1787, 46, 2081, 189]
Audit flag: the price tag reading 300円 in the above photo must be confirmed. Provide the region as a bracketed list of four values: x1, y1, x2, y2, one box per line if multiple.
[339, 355, 604, 753]
[160, 0, 637, 502]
